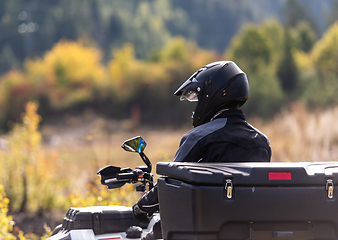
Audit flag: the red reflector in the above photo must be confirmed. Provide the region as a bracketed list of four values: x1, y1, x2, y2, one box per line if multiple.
[98, 238, 121, 240]
[269, 172, 291, 180]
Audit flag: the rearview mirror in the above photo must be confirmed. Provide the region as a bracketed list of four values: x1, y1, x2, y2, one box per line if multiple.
[121, 136, 146, 153]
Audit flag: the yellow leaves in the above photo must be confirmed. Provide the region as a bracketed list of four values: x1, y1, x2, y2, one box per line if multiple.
[108, 43, 136, 91]
[23, 102, 42, 147]
[155, 37, 218, 67]
[0, 185, 16, 240]
[312, 22, 338, 74]
[68, 178, 140, 208]
[0, 70, 28, 94]
[43, 40, 105, 85]
[293, 49, 312, 71]
[107, 38, 215, 103]
[24, 40, 106, 109]
[108, 43, 167, 100]
[0, 102, 65, 213]
[0, 36, 219, 124]
[3, 197, 9, 206]
[159, 37, 189, 63]
[86, 135, 93, 141]
[9, 102, 42, 154]
[0, 184, 48, 240]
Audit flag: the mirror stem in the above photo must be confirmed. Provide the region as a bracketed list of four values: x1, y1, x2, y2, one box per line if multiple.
[139, 152, 152, 173]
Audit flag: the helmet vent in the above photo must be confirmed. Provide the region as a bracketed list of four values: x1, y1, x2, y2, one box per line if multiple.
[222, 88, 227, 97]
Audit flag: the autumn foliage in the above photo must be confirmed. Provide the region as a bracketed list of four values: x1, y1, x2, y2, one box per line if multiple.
[0, 37, 220, 129]
[1, 21, 338, 128]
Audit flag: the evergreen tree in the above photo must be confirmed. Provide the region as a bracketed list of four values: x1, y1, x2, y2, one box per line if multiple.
[294, 21, 317, 52]
[283, 0, 318, 33]
[277, 26, 299, 94]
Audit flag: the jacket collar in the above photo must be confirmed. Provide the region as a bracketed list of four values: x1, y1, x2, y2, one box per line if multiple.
[212, 109, 245, 121]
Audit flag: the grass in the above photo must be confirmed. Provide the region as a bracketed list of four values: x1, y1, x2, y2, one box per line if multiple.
[258, 102, 338, 162]
[41, 118, 187, 192]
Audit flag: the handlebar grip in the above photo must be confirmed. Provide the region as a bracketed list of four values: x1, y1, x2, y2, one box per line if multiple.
[116, 172, 137, 181]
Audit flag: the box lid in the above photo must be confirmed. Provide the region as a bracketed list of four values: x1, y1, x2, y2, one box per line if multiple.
[156, 162, 338, 186]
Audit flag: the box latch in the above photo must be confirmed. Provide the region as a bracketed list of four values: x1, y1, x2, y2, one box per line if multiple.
[326, 179, 334, 199]
[225, 179, 233, 199]
[93, 213, 101, 234]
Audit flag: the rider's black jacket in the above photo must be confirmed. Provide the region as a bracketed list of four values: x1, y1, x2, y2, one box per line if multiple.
[137, 109, 271, 214]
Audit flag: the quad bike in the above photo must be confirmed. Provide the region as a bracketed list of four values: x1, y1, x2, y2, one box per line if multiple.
[48, 136, 338, 240]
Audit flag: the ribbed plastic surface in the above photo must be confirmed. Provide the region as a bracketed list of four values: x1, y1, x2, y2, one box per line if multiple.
[61, 205, 139, 234]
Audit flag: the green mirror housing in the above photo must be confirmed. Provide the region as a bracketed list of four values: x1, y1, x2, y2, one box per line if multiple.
[121, 136, 147, 153]
[121, 136, 151, 173]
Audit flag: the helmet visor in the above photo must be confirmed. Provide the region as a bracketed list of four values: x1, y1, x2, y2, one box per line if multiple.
[180, 90, 198, 102]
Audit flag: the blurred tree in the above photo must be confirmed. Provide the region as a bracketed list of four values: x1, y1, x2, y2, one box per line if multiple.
[282, 0, 318, 34]
[0, 44, 20, 73]
[173, 0, 286, 53]
[260, 19, 285, 68]
[107, 37, 219, 125]
[25, 40, 106, 110]
[327, 0, 338, 28]
[0, 0, 334, 76]
[312, 22, 338, 76]
[150, 37, 190, 63]
[91, 0, 104, 49]
[242, 65, 284, 119]
[5, 14, 338, 129]
[227, 20, 285, 118]
[227, 23, 273, 75]
[293, 21, 317, 52]
[302, 73, 338, 107]
[276, 26, 299, 95]
[108, 43, 156, 97]
[301, 22, 338, 108]
[127, 0, 180, 58]
[0, 70, 32, 129]
[0, 102, 66, 213]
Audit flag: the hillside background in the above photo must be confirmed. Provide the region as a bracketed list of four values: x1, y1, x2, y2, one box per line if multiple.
[2, 0, 338, 238]
[1, 0, 338, 128]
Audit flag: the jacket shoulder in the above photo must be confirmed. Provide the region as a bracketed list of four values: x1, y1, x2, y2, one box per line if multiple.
[174, 118, 227, 162]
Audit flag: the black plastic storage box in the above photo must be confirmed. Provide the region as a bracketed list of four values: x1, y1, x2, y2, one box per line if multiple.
[61, 205, 140, 234]
[156, 162, 338, 240]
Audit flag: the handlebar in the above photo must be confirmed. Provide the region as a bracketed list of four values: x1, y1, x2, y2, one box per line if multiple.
[116, 172, 139, 181]
[104, 178, 128, 184]
[99, 165, 153, 191]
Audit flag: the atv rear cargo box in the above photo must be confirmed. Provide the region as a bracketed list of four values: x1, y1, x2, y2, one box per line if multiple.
[156, 162, 338, 240]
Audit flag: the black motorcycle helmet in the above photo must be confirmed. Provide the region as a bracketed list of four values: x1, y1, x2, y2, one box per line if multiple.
[174, 61, 249, 127]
